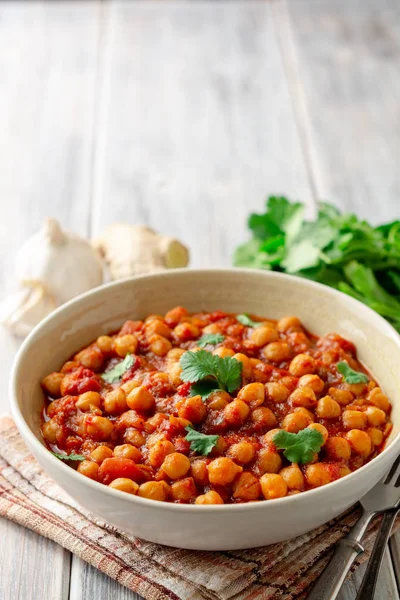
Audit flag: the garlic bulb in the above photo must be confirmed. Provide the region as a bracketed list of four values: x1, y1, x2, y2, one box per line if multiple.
[93, 224, 189, 280]
[0, 218, 104, 336]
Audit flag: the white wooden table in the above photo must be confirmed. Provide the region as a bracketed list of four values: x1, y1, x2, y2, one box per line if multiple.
[0, 1, 399, 598]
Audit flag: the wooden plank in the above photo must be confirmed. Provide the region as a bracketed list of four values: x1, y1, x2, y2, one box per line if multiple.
[282, 0, 400, 221]
[0, 2, 100, 599]
[70, 559, 141, 600]
[0, 519, 70, 600]
[90, 0, 314, 261]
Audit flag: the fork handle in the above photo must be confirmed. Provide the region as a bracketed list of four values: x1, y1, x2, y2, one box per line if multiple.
[355, 508, 399, 600]
[308, 510, 374, 600]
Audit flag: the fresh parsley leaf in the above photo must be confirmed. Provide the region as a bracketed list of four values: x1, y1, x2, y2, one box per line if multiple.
[236, 313, 261, 327]
[197, 333, 225, 348]
[273, 429, 324, 464]
[51, 452, 85, 461]
[185, 426, 219, 456]
[234, 197, 400, 332]
[190, 380, 221, 399]
[101, 354, 135, 383]
[337, 361, 369, 384]
[179, 350, 242, 395]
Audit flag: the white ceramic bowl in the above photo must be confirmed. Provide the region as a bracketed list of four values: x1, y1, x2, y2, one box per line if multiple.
[10, 269, 400, 550]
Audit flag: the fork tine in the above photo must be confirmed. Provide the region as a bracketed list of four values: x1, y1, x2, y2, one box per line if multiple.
[384, 454, 400, 484]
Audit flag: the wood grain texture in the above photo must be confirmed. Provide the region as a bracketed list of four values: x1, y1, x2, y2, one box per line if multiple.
[0, 0, 399, 599]
[283, 0, 400, 221]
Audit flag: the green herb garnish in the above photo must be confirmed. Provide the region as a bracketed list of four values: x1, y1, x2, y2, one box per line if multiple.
[51, 452, 85, 461]
[101, 354, 134, 384]
[179, 349, 242, 399]
[236, 313, 262, 328]
[197, 333, 225, 348]
[273, 429, 324, 464]
[234, 196, 400, 332]
[337, 361, 369, 384]
[185, 426, 219, 456]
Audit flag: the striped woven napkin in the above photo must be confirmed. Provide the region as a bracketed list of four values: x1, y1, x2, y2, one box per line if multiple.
[0, 415, 397, 600]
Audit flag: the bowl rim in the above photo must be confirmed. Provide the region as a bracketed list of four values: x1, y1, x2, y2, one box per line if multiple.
[10, 267, 400, 513]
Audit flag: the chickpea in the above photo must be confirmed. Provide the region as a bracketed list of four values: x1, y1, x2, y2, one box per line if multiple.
[282, 409, 313, 433]
[207, 390, 231, 410]
[211, 436, 228, 456]
[260, 473, 287, 499]
[113, 444, 142, 462]
[96, 335, 113, 353]
[164, 306, 189, 326]
[263, 428, 282, 444]
[227, 442, 256, 465]
[174, 322, 200, 340]
[280, 464, 304, 490]
[170, 477, 197, 502]
[316, 396, 341, 419]
[366, 388, 391, 413]
[213, 347, 235, 358]
[251, 407, 277, 430]
[161, 452, 191, 480]
[232, 353, 252, 377]
[84, 415, 113, 441]
[342, 409, 367, 430]
[168, 363, 182, 386]
[233, 472, 261, 501]
[41, 372, 64, 397]
[121, 380, 142, 395]
[149, 334, 172, 357]
[75, 346, 104, 371]
[167, 347, 186, 361]
[344, 382, 367, 397]
[328, 387, 354, 406]
[238, 382, 265, 405]
[145, 319, 171, 339]
[77, 460, 99, 480]
[201, 323, 220, 334]
[90, 445, 113, 464]
[195, 491, 224, 505]
[127, 386, 155, 412]
[250, 325, 279, 346]
[346, 429, 372, 457]
[145, 413, 168, 434]
[177, 396, 207, 424]
[307, 423, 329, 444]
[224, 399, 250, 426]
[114, 335, 138, 357]
[124, 428, 146, 447]
[118, 410, 145, 430]
[138, 481, 170, 501]
[103, 389, 128, 414]
[298, 374, 324, 395]
[257, 448, 282, 474]
[289, 387, 317, 408]
[265, 382, 290, 403]
[207, 457, 243, 486]
[365, 406, 386, 427]
[305, 463, 337, 487]
[75, 391, 102, 411]
[41, 419, 60, 444]
[263, 342, 291, 363]
[325, 437, 351, 461]
[108, 477, 139, 494]
[149, 439, 175, 468]
[367, 427, 384, 446]
[277, 316, 302, 333]
[289, 354, 316, 377]
[191, 459, 209, 486]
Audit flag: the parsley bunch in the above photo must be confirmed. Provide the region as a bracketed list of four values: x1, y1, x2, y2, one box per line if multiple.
[185, 426, 219, 455]
[234, 196, 400, 332]
[273, 429, 324, 464]
[337, 361, 369, 384]
[179, 349, 242, 399]
[102, 354, 135, 383]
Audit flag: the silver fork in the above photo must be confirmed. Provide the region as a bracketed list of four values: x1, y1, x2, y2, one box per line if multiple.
[308, 454, 400, 600]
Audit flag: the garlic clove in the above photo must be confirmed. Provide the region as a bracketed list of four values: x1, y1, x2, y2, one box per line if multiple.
[93, 224, 189, 280]
[0, 282, 56, 337]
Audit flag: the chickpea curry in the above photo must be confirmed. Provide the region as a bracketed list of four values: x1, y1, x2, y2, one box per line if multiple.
[41, 307, 393, 504]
